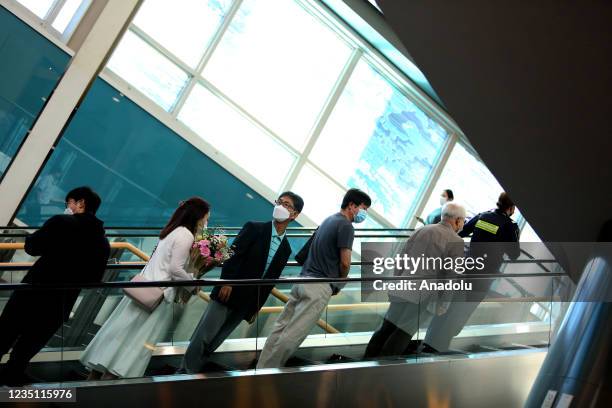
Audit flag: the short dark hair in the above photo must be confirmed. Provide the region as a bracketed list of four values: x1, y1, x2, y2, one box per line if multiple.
[341, 188, 372, 209]
[160, 197, 210, 239]
[444, 189, 454, 201]
[496, 192, 515, 212]
[65, 186, 102, 215]
[279, 191, 304, 213]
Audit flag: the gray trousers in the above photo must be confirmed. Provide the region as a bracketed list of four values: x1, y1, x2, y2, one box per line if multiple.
[256, 283, 332, 369]
[180, 300, 244, 374]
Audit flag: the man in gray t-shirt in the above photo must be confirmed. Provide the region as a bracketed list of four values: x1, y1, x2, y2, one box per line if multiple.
[257, 189, 371, 368]
[300, 212, 355, 292]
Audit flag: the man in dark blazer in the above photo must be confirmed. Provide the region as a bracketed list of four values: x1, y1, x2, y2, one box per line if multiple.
[0, 186, 110, 386]
[180, 191, 304, 374]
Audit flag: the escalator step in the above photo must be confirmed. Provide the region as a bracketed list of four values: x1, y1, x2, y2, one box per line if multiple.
[324, 354, 356, 364]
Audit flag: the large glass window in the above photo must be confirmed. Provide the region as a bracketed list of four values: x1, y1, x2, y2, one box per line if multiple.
[51, 0, 83, 33]
[15, 0, 91, 38]
[203, 0, 353, 150]
[107, 30, 189, 111]
[16, 79, 274, 227]
[16, 0, 55, 18]
[292, 164, 346, 224]
[419, 142, 504, 221]
[0, 8, 70, 177]
[133, 0, 233, 68]
[310, 59, 448, 226]
[178, 84, 296, 191]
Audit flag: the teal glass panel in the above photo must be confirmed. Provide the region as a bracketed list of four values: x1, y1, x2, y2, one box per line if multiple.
[15, 78, 275, 227]
[0, 7, 70, 177]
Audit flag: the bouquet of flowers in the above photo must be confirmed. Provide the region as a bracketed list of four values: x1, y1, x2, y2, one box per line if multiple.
[188, 228, 234, 278]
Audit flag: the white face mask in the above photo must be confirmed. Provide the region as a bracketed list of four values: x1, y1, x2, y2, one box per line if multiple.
[273, 205, 290, 222]
[439, 197, 447, 206]
[64, 207, 74, 215]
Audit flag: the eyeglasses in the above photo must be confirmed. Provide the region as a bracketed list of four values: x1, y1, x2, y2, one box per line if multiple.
[275, 199, 295, 212]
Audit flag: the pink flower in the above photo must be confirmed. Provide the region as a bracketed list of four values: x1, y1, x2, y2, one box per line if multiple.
[200, 246, 211, 257]
[214, 251, 223, 261]
[198, 239, 210, 248]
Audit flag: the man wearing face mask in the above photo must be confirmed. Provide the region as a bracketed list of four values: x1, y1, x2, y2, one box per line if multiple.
[179, 191, 304, 374]
[364, 202, 467, 358]
[257, 188, 371, 368]
[420, 192, 520, 353]
[425, 189, 454, 225]
[0, 186, 109, 386]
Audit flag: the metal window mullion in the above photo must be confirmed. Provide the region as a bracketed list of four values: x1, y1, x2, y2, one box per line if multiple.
[404, 132, 458, 229]
[129, 24, 197, 77]
[282, 48, 362, 194]
[359, 51, 463, 143]
[196, 0, 243, 75]
[44, 0, 67, 26]
[294, 0, 357, 51]
[302, 158, 396, 228]
[0, 0, 144, 225]
[171, 0, 244, 116]
[61, 0, 93, 42]
[196, 77, 302, 158]
[306, 0, 464, 139]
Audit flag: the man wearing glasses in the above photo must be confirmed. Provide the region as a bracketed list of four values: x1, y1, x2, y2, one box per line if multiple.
[179, 192, 304, 374]
[257, 188, 371, 368]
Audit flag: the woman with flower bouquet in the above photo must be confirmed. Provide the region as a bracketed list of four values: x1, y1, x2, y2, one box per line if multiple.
[189, 229, 234, 278]
[177, 229, 234, 303]
[81, 197, 210, 380]
[179, 191, 304, 374]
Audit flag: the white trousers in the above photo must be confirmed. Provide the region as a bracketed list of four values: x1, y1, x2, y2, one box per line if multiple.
[257, 283, 332, 369]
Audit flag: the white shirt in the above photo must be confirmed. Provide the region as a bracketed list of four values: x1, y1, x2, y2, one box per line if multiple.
[142, 226, 195, 302]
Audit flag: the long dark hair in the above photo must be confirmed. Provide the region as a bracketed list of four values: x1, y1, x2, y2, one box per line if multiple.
[160, 197, 210, 239]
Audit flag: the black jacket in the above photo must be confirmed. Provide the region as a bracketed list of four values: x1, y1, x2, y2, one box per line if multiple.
[459, 209, 520, 273]
[210, 221, 291, 321]
[23, 213, 110, 321]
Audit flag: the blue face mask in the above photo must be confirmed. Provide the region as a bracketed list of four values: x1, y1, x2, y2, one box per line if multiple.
[353, 208, 367, 223]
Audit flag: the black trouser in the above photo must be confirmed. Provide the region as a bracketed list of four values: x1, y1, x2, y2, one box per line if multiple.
[365, 318, 415, 358]
[365, 302, 430, 358]
[0, 291, 64, 380]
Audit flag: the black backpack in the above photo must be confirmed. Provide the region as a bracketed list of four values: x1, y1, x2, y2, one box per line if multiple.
[295, 228, 318, 266]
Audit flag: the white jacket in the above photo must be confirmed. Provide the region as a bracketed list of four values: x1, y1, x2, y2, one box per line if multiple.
[142, 226, 195, 302]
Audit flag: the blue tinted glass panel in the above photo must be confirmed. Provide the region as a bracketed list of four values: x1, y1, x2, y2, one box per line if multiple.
[310, 59, 448, 226]
[0, 8, 70, 177]
[16, 78, 274, 227]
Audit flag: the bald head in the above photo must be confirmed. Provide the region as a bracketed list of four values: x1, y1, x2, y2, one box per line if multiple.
[441, 202, 466, 233]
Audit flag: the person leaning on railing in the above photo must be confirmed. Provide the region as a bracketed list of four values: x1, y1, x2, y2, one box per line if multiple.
[80, 197, 210, 381]
[0, 187, 110, 387]
[257, 188, 371, 369]
[179, 191, 305, 374]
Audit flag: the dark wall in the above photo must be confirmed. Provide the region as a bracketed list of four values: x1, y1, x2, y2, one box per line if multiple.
[377, 0, 612, 241]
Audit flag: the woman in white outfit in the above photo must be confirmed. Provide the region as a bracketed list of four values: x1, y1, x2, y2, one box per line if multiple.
[81, 197, 210, 380]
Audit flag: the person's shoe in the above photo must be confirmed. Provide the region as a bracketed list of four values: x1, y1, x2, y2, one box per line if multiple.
[0, 372, 34, 387]
[419, 343, 439, 354]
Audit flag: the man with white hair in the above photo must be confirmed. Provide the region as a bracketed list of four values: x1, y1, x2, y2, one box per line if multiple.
[365, 202, 466, 358]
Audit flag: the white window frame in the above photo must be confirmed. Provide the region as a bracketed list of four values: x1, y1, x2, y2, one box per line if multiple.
[1, 0, 92, 44]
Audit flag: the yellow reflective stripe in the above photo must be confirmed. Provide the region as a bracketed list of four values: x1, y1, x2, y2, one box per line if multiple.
[475, 219, 499, 234]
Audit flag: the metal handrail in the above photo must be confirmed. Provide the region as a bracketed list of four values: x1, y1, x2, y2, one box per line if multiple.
[0, 226, 416, 231]
[0, 233, 413, 238]
[0, 272, 568, 290]
[0, 241, 566, 335]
